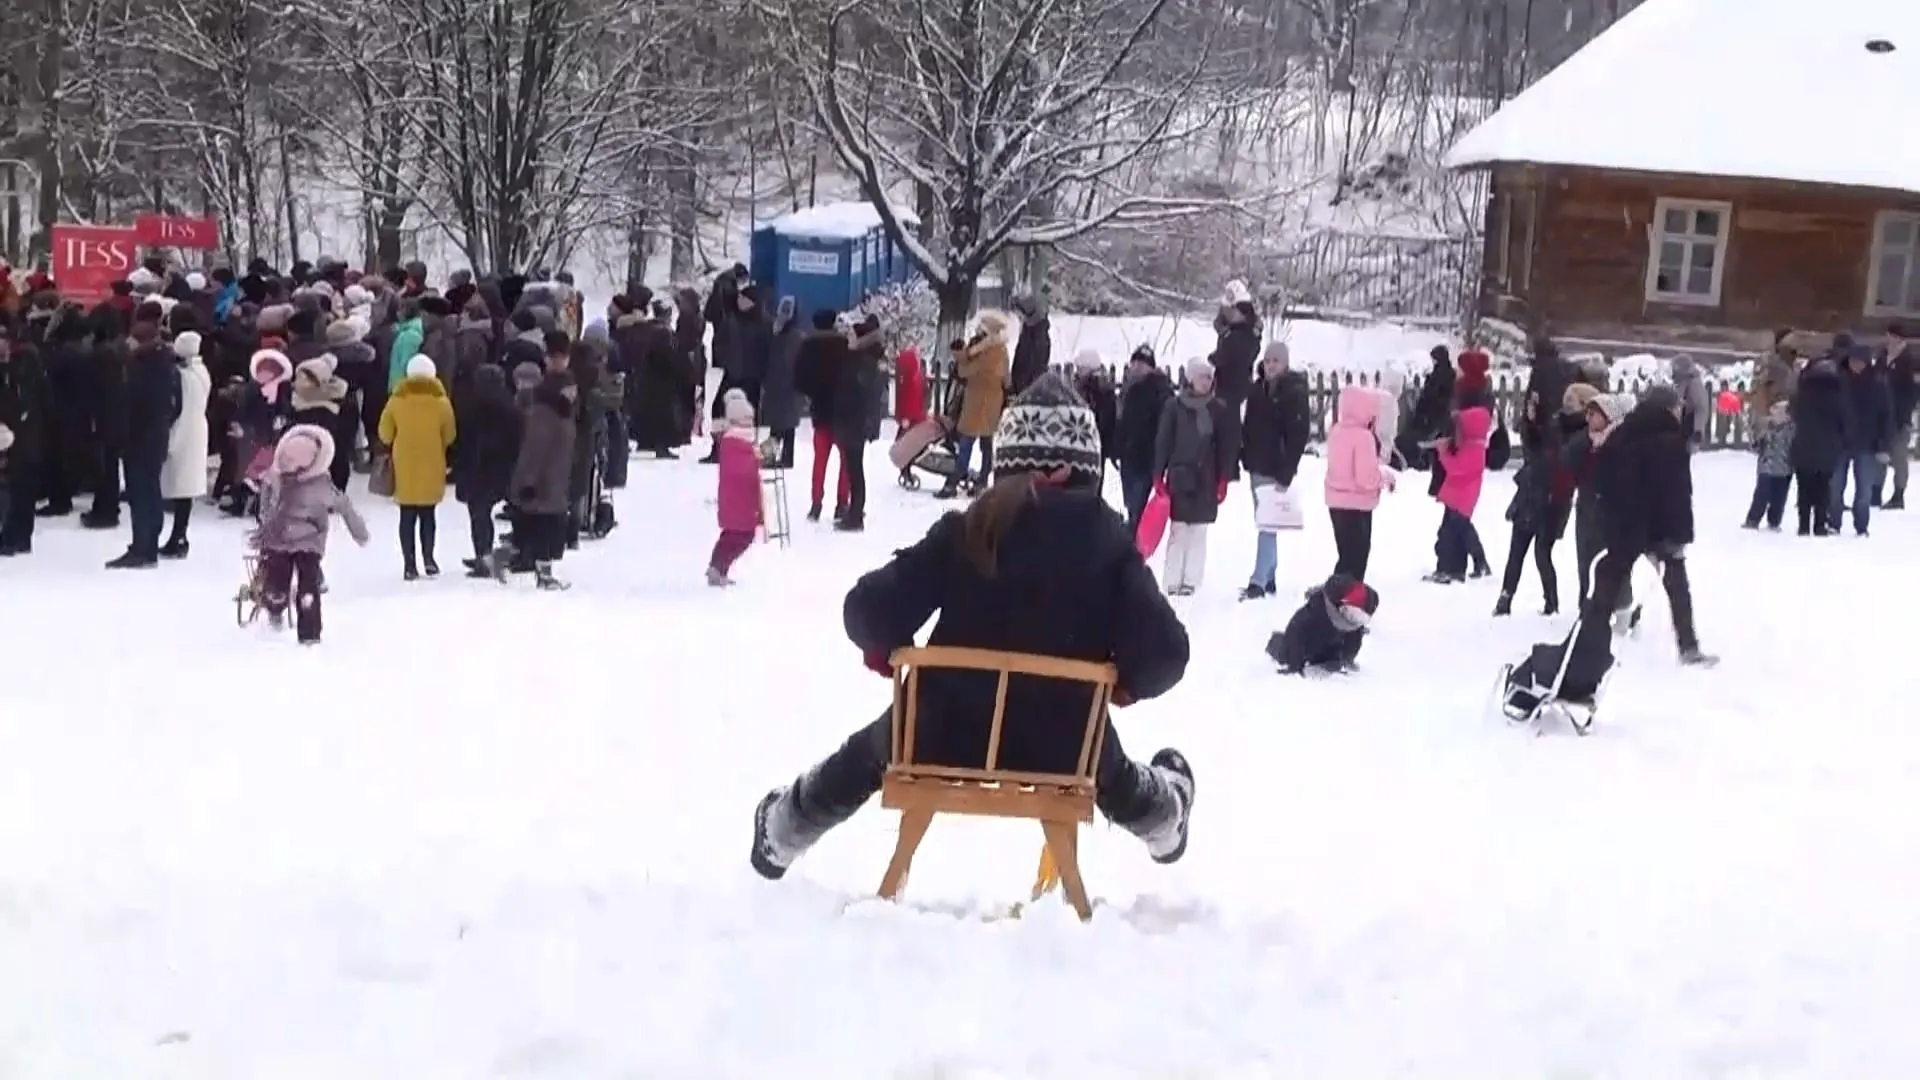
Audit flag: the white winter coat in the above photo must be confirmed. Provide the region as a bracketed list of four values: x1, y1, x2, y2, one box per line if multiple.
[161, 358, 213, 499]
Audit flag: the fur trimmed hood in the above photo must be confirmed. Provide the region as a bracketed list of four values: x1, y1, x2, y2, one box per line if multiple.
[251, 348, 292, 388]
[292, 355, 348, 411]
[273, 423, 336, 480]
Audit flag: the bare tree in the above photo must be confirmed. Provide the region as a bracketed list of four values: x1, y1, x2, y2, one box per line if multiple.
[765, 0, 1261, 346]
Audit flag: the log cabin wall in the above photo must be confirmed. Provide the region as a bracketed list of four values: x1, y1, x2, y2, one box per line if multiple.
[1475, 165, 1920, 337]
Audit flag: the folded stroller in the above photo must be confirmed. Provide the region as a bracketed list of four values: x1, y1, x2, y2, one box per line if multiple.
[1497, 553, 1617, 735]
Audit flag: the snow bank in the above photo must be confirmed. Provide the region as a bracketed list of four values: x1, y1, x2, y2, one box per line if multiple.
[1048, 314, 1453, 378]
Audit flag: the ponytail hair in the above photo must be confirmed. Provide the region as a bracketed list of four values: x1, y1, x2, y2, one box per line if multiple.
[958, 473, 1040, 577]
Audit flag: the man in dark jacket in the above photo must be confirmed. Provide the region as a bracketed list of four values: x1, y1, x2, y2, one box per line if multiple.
[107, 314, 182, 569]
[703, 281, 771, 463]
[1790, 358, 1845, 535]
[833, 314, 885, 532]
[1401, 345, 1456, 467]
[1114, 345, 1172, 528]
[1832, 346, 1894, 536]
[1574, 384, 1714, 668]
[611, 293, 687, 459]
[1236, 341, 1310, 599]
[748, 373, 1195, 882]
[1875, 325, 1916, 508]
[0, 334, 51, 554]
[1008, 294, 1052, 394]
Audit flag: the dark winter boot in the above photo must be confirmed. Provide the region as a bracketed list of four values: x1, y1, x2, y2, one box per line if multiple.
[806, 502, 823, 523]
[81, 509, 120, 529]
[159, 538, 190, 560]
[932, 479, 962, 500]
[749, 777, 850, 880]
[534, 561, 570, 590]
[699, 440, 721, 465]
[1237, 584, 1269, 602]
[1144, 750, 1196, 864]
[1541, 595, 1559, 617]
[1888, 489, 1906, 510]
[423, 556, 440, 578]
[1679, 645, 1720, 668]
[105, 550, 158, 570]
[833, 513, 864, 533]
[35, 501, 73, 518]
[1492, 592, 1513, 617]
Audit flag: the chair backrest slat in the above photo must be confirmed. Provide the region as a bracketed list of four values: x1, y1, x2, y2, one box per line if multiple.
[888, 646, 1117, 785]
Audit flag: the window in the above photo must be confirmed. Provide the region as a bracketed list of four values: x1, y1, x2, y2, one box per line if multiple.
[1866, 211, 1920, 316]
[1645, 198, 1731, 306]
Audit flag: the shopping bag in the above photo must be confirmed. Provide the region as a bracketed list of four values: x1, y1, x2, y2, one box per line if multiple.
[1254, 484, 1304, 532]
[1135, 489, 1171, 557]
[369, 454, 396, 498]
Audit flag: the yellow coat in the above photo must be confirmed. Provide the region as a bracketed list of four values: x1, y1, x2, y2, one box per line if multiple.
[378, 375, 457, 505]
[956, 313, 1011, 438]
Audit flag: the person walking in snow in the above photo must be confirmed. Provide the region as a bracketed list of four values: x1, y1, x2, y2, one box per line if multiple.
[710, 388, 764, 586]
[1567, 392, 1634, 608]
[1114, 345, 1172, 529]
[250, 424, 370, 644]
[1830, 343, 1894, 536]
[1790, 355, 1844, 536]
[107, 310, 182, 570]
[506, 364, 577, 590]
[453, 364, 522, 578]
[1493, 383, 1589, 617]
[938, 310, 1012, 498]
[378, 355, 457, 580]
[158, 330, 211, 558]
[1424, 391, 1493, 584]
[748, 370, 1195, 882]
[1236, 341, 1310, 599]
[1154, 357, 1238, 596]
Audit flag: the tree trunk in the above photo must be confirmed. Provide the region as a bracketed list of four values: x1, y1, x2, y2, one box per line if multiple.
[669, 162, 696, 281]
[933, 275, 977, 416]
[624, 210, 647, 293]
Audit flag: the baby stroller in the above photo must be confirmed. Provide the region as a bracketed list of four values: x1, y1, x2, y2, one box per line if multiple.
[890, 415, 962, 490]
[1496, 553, 1616, 735]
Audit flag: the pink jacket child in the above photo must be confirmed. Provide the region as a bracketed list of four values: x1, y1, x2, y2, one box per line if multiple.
[249, 424, 370, 642]
[710, 388, 764, 585]
[1434, 404, 1495, 516]
[1324, 385, 1396, 511]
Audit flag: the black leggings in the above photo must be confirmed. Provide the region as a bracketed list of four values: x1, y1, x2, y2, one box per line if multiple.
[165, 498, 193, 544]
[399, 505, 438, 568]
[1499, 523, 1562, 607]
[467, 500, 495, 559]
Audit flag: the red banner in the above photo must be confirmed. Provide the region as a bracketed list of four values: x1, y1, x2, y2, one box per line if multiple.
[134, 214, 219, 250]
[51, 224, 139, 303]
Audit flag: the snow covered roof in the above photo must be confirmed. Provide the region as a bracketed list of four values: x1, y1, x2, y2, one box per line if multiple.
[1444, 0, 1920, 194]
[763, 201, 920, 240]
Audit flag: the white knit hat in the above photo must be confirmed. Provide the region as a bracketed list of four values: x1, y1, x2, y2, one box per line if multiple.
[172, 331, 203, 361]
[406, 355, 436, 380]
[0, 423, 13, 454]
[724, 387, 755, 427]
[185, 272, 207, 292]
[1184, 356, 1215, 382]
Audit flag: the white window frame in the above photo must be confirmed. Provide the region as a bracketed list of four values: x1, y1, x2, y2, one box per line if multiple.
[1644, 197, 1732, 307]
[1865, 210, 1920, 317]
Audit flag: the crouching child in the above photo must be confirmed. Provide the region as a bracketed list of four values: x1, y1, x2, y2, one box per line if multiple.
[249, 423, 370, 644]
[1266, 574, 1379, 675]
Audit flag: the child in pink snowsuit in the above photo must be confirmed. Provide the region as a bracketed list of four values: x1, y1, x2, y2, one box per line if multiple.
[710, 388, 764, 585]
[1427, 404, 1494, 582]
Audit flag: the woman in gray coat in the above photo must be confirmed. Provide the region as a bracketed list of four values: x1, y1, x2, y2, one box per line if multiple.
[506, 364, 577, 590]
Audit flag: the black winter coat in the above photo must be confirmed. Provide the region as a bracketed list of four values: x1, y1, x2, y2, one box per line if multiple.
[1010, 317, 1052, 395]
[838, 329, 885, 444]
[1115, 369, 1172, 475]
[842, 488, 1190, 774]
[730, 310, 774, 387]
[1407, 358, 1455, 442]
[1267, 576, 1376, 674]
[1239, 371, 1311, 485]
[1790, 361, 1845, 470]
[1210, 322, 1261, 410]
[124, 342, 183, 471]
[0, 347, 51, 466]
[1073, 370, 1118, 463]
[1838, 363, 1895, 455]
[1884, 344, 1919, 428]
[794, 330, 850, 429]
[612, 313, 686, 451]
[454, 369, 523, 506]
[1591, 403, 1692, 555]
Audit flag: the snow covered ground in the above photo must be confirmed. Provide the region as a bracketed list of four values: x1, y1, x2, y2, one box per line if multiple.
[2, 442, 1917, 1078]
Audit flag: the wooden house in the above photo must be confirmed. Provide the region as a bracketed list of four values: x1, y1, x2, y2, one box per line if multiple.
[1444, 0, 1920, 356]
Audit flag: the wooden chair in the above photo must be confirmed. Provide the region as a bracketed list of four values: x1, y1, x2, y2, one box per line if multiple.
[877, 646, 1116, 921]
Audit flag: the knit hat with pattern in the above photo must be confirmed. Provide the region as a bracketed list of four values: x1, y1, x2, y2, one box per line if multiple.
[993, 371, 1103, 487]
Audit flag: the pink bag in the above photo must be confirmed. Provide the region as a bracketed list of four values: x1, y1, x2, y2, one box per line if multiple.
[1135, 489, 1171, 558]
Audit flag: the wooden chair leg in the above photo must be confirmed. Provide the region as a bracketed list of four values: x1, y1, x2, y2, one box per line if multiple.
[1039, 821, 1093, 921]
[878, 808, 935, 901]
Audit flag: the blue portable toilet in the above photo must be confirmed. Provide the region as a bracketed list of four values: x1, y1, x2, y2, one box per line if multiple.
[759, 202, 923, 322]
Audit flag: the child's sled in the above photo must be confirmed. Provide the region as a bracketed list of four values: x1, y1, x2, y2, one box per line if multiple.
[1495, 553, 1616, 735]
[761, 460, 792, 549]
[877, 646, 1117, 922]
[234, 553, 266, 627]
